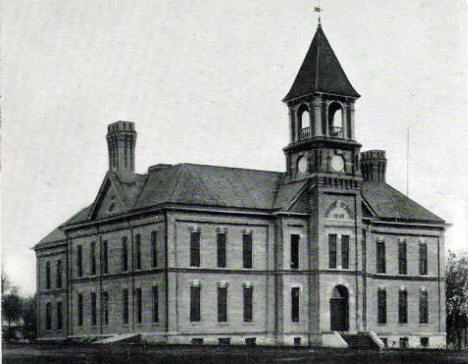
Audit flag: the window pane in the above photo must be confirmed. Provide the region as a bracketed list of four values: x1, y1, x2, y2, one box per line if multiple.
[217, 286, 227, 322]
[217, 233, 226, 268]
[378, 289, 386, 324]
[243, 286, 253, 322]
[90, 242, 96, 275]
[91, 292, 97, 325]
[398, 241, 407, 275]
[190, 286, 201, 322]
[291, 235, 299, 269]
[57, 302, 62, 329]
[46, 303, 52, 330]
[122, 289, 129, 324]
[121, 238, 128, 271]
[190, 232, 201, 267]
[243, 234, 252, 269]
[152, 286, 159, 323]
[399, 290, 408, 324]
[77, 246, 83, 277]
[135, 235, 142, 270]
[78, 294, 83, 326]
[46, 261, 51, 289]
[136, 288, 142, 323]
[377, 242, 386, 273]
[419, 290, 428, 324]
[329, 234, 337, 268]
[102, 241, 108, 274]
[151, 232, 158, 268]
[341, 235, 349, 269]
[291, 287, 300, 322]
[419, 243, 428, 275]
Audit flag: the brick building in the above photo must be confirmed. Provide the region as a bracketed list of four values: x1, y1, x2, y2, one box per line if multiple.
[34, 24, 446, 348]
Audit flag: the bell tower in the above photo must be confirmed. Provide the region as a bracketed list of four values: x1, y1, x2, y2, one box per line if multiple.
[283, 24, 362, 182]
[283, 23, 366, 334]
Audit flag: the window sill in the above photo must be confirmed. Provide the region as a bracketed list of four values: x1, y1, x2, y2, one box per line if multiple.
[217, 322, 229, 326]
[152, 322, 160, 326]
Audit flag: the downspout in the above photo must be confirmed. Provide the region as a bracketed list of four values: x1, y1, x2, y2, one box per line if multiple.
[164, 210, 169, 334]
[130, 220, 135, 333]
[437, 235, 441, 332]
[354, 189, 359, 331]
[99, 230, 103, 335]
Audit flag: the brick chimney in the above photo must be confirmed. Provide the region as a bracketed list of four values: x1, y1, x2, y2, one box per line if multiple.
[360, 150, 387, 183]
[106, 121, 137, 178]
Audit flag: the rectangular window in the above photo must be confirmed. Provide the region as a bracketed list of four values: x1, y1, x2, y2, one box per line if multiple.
[376, 241, 386, 273]
[121, 237, 128, 272]
[400, 337, 408, 348]
[217, 286, 228, 322]
[56, 261, 62, 288]
[46, 261, 51, 289]
[420, 337, 429, 347]
[77, 246, 83, 277]
[102, 241, 108, 274]
[419, 290, 428, 324]
[90, 241, 96, 275]
[398, 240, 407, 275]
[57, 301, 63, 330]
[341, 235, 350, 269]
[78, 293, 83, 326]
[135, 234, 142, 270]
[102, 291, 109, 325]
[46, 302, 52, 330]
[419, 243, 428, 275]
[151, 231, 158, 268]
[243, 286, 253, 322]
[377, 289, 387, 324]
[399, 290, 408, 324]
[217, 233, 227, 268]
[290, 234, 299, 269]
[122, 289, 129, 324]
[190, 285, 201, 322]
[329, 234, 337, 268]
[91, 292, 97, 326]
[152, 286, 159, 323]
[190, 232, 201, 267]
[291, 287, 300, 322]
[136, 287, 142, 323]
[243, 234, 253, 269]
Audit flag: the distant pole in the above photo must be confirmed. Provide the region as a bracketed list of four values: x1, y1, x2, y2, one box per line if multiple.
[406, 126, 410, 197]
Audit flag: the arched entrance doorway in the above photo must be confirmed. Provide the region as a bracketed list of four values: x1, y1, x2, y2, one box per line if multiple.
[330, 285, 349, 331]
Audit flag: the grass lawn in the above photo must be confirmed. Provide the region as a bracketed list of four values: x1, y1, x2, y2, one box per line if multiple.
[2, 343, 468, 364]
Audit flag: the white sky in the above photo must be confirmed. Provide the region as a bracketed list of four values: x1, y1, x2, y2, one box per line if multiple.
[2, 0, 467, 295]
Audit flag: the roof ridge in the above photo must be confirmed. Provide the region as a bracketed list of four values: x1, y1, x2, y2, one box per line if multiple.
[178, 162, 284, 175]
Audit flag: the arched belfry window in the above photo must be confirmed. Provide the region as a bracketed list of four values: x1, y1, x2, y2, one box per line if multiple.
[328, 103, 344, 138]
[298, 104, 312, 139]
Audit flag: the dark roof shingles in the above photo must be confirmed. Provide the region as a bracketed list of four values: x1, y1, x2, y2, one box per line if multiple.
[362, 181, 444, 223]
[284, 25, 359, 101]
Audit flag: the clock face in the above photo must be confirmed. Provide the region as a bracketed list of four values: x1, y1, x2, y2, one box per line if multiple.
[297, 156, 307, 174]
[331, 155, 345, 172]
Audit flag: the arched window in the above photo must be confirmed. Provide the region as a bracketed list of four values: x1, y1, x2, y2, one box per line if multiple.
[330, 285, 349, 331]
[328, 103, 343, 138]
[297, 104, 312, 139]
[46, 261, 51, 289]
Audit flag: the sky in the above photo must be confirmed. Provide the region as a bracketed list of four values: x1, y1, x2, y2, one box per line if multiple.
[2, 0, 467, 295]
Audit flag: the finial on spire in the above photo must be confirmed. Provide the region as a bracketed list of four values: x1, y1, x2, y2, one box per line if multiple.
[314, 0, 322, 27]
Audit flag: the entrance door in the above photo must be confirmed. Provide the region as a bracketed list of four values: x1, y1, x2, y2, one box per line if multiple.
[330, 285, 349, 331]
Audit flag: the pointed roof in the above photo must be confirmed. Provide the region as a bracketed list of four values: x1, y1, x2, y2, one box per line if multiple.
[283, 25, 360, 102]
